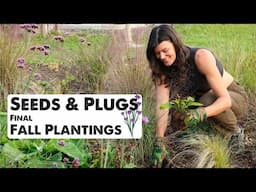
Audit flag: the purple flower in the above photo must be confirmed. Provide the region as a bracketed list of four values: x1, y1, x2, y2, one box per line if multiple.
[142, 116, 149, 124]
[59, 36, 64, 42]
[29, 45, 37, 51]
[19, 24, 26, 28]
[57, 140, 65, 147]
[80, 37, 85, 43]
[63, 157, 69, 163]
[31, 24, 39, 29]
[17, 62, 25, 69]
[72, 157, 80, 168]
[37, 46, 45, 52]
[54, 36, 59, 40]
[20, 24, 39, 34]
[44, 50, 49, 55]
[34, 73, 42, 80]
[43, 45, 50, 49]
[17, 57, 25, 64]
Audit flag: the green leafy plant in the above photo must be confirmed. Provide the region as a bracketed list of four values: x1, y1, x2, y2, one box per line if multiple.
[160, 96, 204, 129]
[160, 96, 203, 113]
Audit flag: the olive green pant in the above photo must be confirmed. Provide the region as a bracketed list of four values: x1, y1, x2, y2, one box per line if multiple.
[198, 81, 249, 138]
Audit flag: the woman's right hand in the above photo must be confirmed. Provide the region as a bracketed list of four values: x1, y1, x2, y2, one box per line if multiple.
[171, 111, 187, 132]
[150, 137, 171, 168]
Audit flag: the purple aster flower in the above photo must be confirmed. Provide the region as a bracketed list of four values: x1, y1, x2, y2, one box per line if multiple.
[80, 37, 85, 43]
[63, 157, 69, 163]
[44, 50, 49, 55]
[19, 24, 26, 28]
[54, 36, 60, 40]
[29, 45, 37, 51]
[34, 73, 42, 80]
[17, 62, 25, 69]
[57, 140, 65, 147]
[72, 157, 80, 168]
[59, 36, 64, 42]
[17, 57, 25, 64]
[43, 45, 50, 49]
[37, 46, 45, 52]
[31, 24, 39, 29]
[142, 116, 149, 124]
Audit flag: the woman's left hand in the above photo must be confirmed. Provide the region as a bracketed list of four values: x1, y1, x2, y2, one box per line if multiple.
[185, 107, 207, 127]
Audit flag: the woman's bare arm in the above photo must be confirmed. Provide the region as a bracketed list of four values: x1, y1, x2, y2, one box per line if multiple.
[195, 49, 232, 117]
[155, 82, 170, 137]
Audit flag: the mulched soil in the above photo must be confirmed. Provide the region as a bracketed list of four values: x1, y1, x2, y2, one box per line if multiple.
[35, 64, 93, 94]
[230, 96, 256, 168]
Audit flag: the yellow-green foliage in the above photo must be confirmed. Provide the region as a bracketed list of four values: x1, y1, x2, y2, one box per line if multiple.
[184, 134, 231, 168]
[0, 25, 30, 111]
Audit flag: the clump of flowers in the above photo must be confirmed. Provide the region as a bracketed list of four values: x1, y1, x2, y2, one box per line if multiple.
[16, 57, 25, 69]
[20, 24, 39, 34]
[54, 35, 64, 42]
[29, 44, 50, 56]
[15, 42, 49, 93]
[79, 37, 91, 46]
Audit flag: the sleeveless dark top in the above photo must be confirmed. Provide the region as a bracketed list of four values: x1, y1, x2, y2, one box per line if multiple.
[169, 47, 224, 100]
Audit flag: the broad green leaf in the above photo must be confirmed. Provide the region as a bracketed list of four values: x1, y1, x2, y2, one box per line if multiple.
[55, 141, 84, 160]
[45, 139, 60, 152]
[2, 143, 26, 161]
[25, 158, 66, 168]
[160, 102, 174, 110]
[188, 101, 203, 107]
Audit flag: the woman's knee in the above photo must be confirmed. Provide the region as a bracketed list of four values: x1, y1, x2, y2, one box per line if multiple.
[229, 91, 248, 120]
[198, 91, 217, 106]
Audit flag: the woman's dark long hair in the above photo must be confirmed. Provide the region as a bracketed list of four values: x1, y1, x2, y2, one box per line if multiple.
[146, 25, 190, 93]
